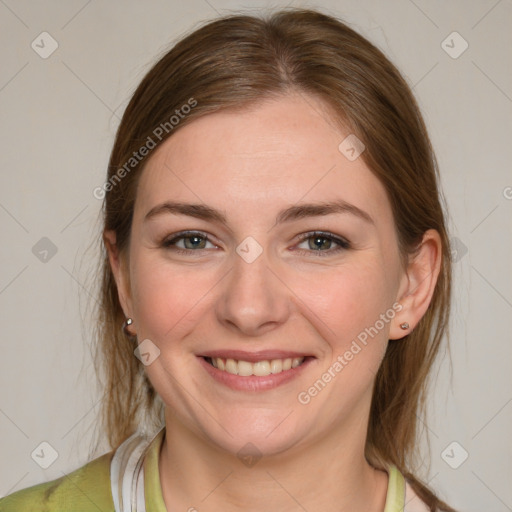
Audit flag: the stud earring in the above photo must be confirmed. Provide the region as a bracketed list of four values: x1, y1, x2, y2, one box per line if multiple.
[122, 318, 135, 338]
[400, 322, 410, 330]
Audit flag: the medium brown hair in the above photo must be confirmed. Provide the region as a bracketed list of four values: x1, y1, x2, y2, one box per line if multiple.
[93, 8, 454, 510]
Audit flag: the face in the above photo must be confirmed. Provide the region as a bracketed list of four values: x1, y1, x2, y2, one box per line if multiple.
[112, 93, 409, 457]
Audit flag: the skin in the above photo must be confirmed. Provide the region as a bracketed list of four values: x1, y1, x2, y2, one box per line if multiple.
[105, 92, 441, 511]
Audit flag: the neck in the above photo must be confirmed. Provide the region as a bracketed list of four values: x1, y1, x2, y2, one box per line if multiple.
[158, 410, 388, 512]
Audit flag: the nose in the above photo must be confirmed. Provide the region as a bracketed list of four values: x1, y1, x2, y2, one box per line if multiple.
[216, 245, 290, 337]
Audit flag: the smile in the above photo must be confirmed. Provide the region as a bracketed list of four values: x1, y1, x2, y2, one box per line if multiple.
[205, 356, 305, 376]
[198, 351, 314, 391]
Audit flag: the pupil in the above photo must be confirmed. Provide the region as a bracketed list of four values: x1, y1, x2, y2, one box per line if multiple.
[311, 236, 330, 250]
[186, 236, 204, 249]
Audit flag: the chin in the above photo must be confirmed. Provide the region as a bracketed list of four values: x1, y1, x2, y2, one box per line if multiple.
[195, 408, 309, 459]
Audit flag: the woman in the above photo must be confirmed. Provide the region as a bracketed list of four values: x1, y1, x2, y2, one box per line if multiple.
[0, 8, 456, 512]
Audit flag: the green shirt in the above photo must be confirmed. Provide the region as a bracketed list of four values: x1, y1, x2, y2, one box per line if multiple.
[0, 429, 419, 511]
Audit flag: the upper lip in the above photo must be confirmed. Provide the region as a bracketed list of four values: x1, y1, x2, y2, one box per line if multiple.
[199, 350, 313, 363]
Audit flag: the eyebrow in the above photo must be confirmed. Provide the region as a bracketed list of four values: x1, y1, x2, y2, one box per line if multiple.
[144, 199, 374, 226]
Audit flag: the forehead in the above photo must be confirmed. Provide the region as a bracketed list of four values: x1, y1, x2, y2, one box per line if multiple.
[135, 93, 392, 226]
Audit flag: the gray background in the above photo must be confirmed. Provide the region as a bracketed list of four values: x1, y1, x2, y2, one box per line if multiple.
[0, 1, 511, 510]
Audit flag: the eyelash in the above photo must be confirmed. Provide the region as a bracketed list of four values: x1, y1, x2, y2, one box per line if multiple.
[295, 231, 350, 256]
[161, 230, 350, 257]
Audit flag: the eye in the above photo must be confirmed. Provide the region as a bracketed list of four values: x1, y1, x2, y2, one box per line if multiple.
[294, 231, 350, 257]
[161, 230, 350, 257]
[162, 231, 217, 254]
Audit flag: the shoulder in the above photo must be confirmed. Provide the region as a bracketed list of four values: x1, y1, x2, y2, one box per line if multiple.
[0, 451, 115, 512]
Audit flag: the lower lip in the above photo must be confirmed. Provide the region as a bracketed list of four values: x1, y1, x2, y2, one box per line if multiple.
[198, 356, 313, 391]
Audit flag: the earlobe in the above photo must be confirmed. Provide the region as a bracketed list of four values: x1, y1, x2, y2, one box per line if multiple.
[389, 229, 442, 340]
[103, 229, 133, 320]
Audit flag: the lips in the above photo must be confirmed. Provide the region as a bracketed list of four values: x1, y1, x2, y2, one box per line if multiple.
[197, 350, 314, 391]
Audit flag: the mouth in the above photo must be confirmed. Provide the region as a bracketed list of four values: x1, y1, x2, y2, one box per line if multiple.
[197, 351, 315, 391]
[203, 355, 308, 376]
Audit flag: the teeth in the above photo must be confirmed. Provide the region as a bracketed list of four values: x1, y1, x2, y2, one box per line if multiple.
[291, 357, 302, 368]
[270, 359, 282, 374]
[253, 361, 271, 376]
[238, 360, 253, 377]
[208, 356, 305, 376]
[225, 358, 238, 375]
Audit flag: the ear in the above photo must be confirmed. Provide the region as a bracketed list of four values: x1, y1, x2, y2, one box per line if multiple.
[103, 230, 134, 322]
[389, 229, 442, 340]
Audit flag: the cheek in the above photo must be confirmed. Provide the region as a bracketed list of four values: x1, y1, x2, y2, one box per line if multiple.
[129, 253, 216, 345]
[298, 261, 394, 337]
[292, 260, 394, 376]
